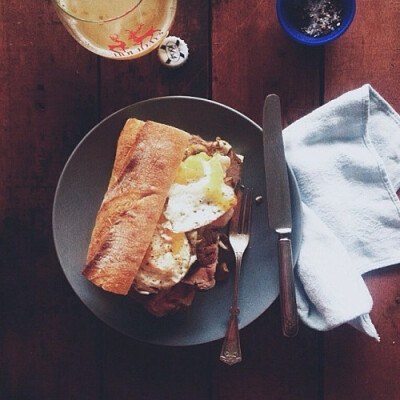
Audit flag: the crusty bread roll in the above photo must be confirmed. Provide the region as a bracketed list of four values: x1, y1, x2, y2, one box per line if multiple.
[83, 119, 190, 295]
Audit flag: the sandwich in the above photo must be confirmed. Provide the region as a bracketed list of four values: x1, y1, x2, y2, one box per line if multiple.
[82, 118, 242, 316]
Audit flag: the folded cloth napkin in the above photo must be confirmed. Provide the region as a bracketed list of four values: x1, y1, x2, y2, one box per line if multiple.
[283, 84, 400, 340]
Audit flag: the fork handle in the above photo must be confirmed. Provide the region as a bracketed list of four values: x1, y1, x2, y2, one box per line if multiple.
[220, 309, 242, 365]
[220, 252, 243, 365]
[278, 235, 298, 337]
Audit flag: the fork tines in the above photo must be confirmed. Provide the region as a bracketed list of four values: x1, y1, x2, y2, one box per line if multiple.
[230, 187, 253, 236]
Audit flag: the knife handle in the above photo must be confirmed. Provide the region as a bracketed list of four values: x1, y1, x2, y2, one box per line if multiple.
[278, 235, 298, 337]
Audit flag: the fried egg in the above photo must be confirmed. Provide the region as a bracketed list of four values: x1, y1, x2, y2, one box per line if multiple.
[133, 151, 236, 294]
[164, 152, 237, 233]
[133, 220, 196, 294]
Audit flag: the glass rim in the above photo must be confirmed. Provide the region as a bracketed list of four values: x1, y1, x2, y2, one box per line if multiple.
[52, 0, 144, 23]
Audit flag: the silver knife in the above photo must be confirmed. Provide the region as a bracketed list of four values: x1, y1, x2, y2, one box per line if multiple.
[262, 94, 298, 337]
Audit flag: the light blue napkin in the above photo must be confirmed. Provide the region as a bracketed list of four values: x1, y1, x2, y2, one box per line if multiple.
[283, 85, 400, 340]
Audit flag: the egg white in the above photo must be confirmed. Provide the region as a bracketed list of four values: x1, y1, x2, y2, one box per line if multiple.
[133, 221, 196, 294]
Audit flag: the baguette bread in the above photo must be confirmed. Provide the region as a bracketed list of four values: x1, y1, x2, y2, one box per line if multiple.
[83, 119, 190, 295]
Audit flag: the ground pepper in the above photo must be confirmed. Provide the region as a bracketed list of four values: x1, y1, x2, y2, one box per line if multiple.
[292, 0, 343, 38]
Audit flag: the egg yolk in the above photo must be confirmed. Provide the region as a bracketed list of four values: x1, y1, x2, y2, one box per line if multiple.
[174, 152, 210, 184]
[206, 155, 236, 210]
[173, 151, 236, 211]
[168, 230, 185, 254]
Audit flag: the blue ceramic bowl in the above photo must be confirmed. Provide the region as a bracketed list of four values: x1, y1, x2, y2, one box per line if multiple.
[276, 0, 356, 46]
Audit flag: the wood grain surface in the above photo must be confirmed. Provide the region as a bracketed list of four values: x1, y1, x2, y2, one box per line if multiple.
[1, 1, 399, 399]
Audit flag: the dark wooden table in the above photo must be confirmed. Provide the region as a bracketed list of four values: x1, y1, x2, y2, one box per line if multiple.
[1, 1, 400, 399]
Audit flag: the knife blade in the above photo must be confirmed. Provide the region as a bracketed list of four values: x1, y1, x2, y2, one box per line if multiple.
[263, 94, 298, 337]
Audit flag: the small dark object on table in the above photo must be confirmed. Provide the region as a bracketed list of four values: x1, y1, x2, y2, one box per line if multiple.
[293, 0, 343, 38]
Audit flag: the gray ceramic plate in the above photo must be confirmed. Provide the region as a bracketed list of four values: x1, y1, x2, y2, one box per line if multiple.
[53, 96, 302, 346]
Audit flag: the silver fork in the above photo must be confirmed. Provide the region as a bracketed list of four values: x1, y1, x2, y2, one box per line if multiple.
[220, 187, 253, 365]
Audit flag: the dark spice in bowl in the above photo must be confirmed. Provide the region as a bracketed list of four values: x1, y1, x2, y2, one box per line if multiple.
[292, 0, 343, 38]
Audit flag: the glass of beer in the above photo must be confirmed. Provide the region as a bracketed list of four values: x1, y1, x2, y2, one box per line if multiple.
[52, 0, 177, 60]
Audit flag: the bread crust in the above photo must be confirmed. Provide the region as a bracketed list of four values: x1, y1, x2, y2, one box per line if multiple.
[83, 119, 190, 295]
[108, 118, 145, 190]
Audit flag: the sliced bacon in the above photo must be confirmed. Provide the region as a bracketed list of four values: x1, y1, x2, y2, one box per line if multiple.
[129, 283, 196, 317]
